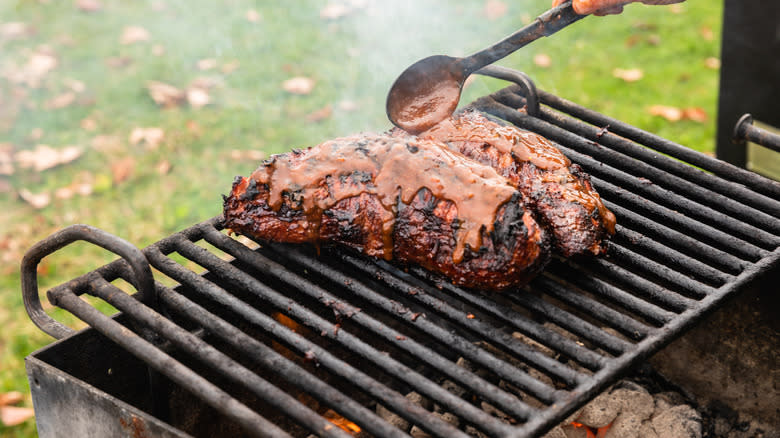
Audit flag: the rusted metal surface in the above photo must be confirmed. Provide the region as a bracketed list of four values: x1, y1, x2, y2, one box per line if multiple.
[27, 355, 190, 438]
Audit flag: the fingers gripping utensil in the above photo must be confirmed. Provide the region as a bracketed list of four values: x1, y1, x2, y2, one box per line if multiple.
[386, 1, 585, 134]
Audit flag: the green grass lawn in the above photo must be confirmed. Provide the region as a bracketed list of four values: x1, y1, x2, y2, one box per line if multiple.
[0, 1, 721, 436]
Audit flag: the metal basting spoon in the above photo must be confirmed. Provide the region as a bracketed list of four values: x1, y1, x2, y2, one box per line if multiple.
[385, 1, 585, 134]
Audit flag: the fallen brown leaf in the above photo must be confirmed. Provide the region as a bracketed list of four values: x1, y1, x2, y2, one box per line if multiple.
[306, 104, 332, 122]
[0, 391, 23, 406]
[44, 91, 76, 109]
[9, 51, 58, 88]
[196, 58, 217, 71]
[612, 68, 643, 82]
[533, 53, 552, 68]
[624, 34, 641, 48]
[699, 25, 714, 41]
[76, 0, 103, 12]
[648, 105, 707, 123]
[120, 26, 150, 45]
[0, 22, 32, 40]
[484, 0, 508, 20]
[15, 144, 83, 172]
[110, 157, 135, 185]
[80, 117, 97, 131]
[64, 78, 86, 93]
[129, 127, 165, 149]
[246, 9, 261, 22]
[704, 57, 720, 70]
[18, 189, 51, 209]
[320, 3, 350, 19]
[0, 406, 35, 426]
[648, 105, 683, 122]
[156, 160, 172, 175]
[55, 172, 94, 199]
[146, 81, 184, 108]
[186, 120, 202, 136]
[282, 77, 315, 95]
[682, 107, 707, 123]
[631, 21, 657, 31]
[54, 186, 75, 200]
[186, 87, 210, 109]
[647, 34, 661, 46]
[28, 52, 58, 74]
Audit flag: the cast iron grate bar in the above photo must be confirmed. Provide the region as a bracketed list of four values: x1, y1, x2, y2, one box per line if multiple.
[144, 246, 470, 438]
[498, 109, 780, 249]
[165, 234, 517, 437]
[145, 278, 408, 438]
[254, 241, 562, 405]
[603, 202, 747, 274]
[375, 258, 610, 374]
[542, 261, 676, 326]
[535, 89, 780, 201]
[536, 102, 780, 228]
[594, 177, 767, 261]
[530, 275, 650, 340]
[613, 225, 733, 286]
[23, 70, 779, 438]
[485, 118, 775, 260]
[203, 228, 542, 421]
[87, 276, 355, 438]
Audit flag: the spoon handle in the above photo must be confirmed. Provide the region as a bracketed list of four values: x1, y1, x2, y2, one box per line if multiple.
[460, 1, 585, 74]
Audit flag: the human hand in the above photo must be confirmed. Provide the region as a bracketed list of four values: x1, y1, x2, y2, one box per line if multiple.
[552, 0, 684, 16]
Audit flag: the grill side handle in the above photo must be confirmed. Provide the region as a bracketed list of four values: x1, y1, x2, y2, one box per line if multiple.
[21, 224, 155, 339]
[733, 113, 780, 154]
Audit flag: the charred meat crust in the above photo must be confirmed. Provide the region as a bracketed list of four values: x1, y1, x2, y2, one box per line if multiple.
[223, 171, 549, 291]
[417, 110, 615, 257]
[223, 113, 614, 291]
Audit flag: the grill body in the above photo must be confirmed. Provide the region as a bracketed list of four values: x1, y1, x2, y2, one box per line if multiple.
[23, 71, 780, 438]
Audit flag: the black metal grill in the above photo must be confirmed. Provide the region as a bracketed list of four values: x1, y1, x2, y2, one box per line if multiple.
[22, 67, 780, 438]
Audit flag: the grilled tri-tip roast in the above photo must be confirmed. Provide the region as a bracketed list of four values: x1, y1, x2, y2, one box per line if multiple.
[416, 110, 615, 257]
[223, 134, 551, 291]
[223, 113, 614, 291]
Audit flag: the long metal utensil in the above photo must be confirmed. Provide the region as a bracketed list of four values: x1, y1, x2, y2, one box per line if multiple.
[385, 1, 585, 133]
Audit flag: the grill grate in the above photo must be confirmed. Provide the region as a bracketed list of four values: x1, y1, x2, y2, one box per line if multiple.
[22, 67, 780, 438]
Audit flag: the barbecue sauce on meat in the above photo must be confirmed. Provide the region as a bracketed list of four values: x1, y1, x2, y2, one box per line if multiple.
[422, 115, 570, 170]
[247, 135, 517, 263]
[420, 112, 616, 236]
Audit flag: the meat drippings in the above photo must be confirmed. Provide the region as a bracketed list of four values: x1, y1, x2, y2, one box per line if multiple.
[248, 134, 517, 263]
[421, 112, 571, 170]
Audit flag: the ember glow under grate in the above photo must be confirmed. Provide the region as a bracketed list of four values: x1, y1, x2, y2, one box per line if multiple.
[22, 68, 780, 438]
